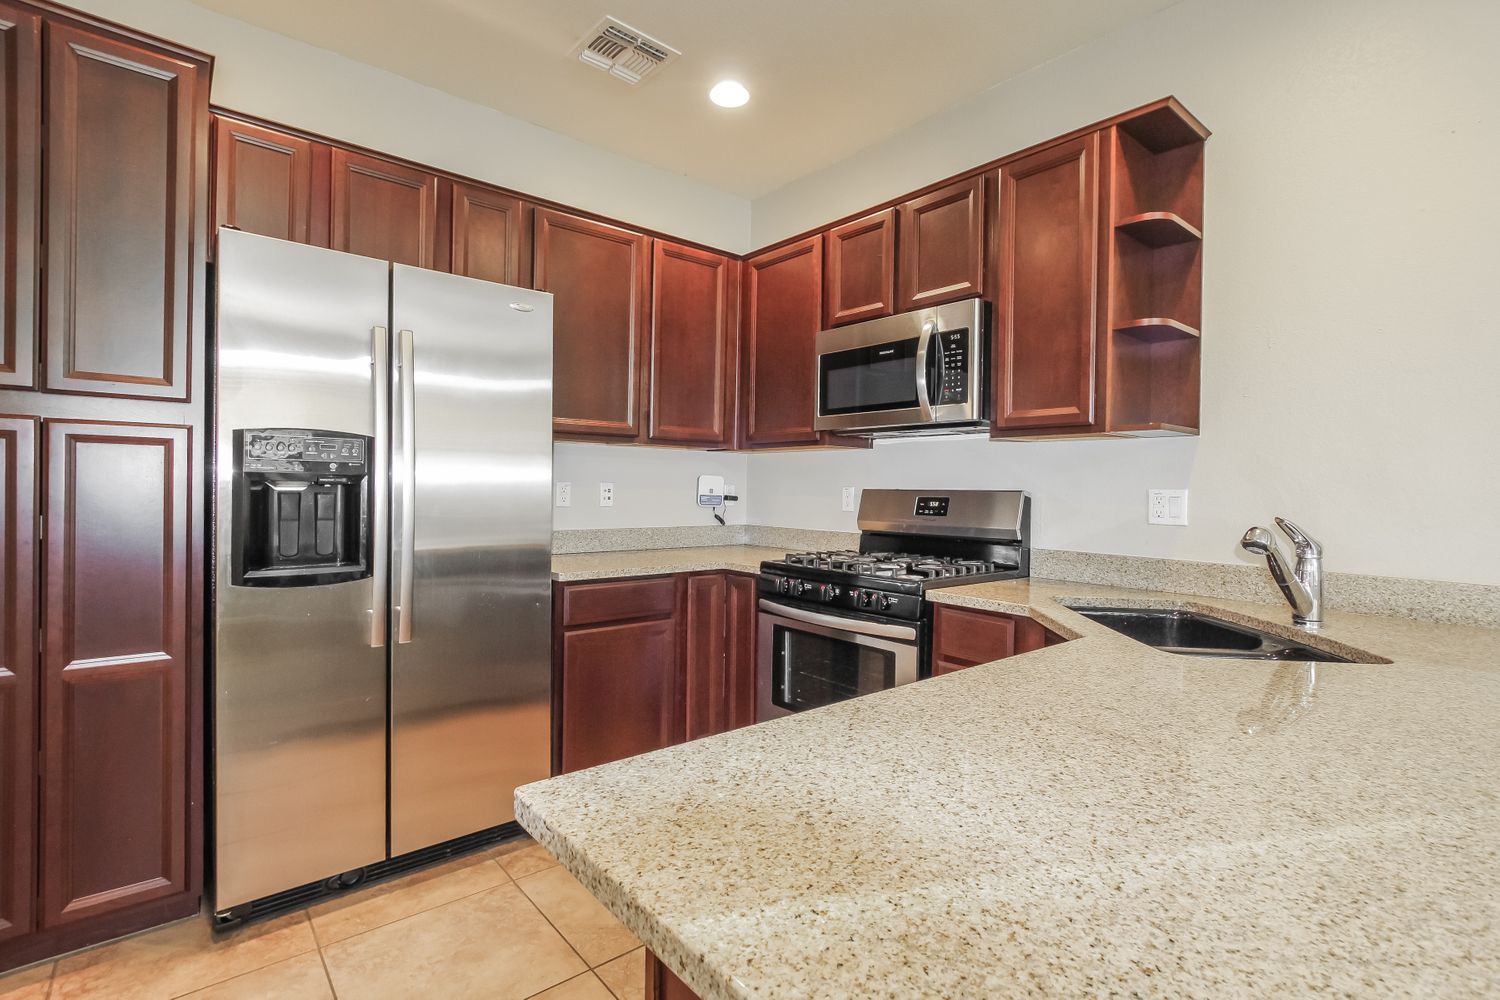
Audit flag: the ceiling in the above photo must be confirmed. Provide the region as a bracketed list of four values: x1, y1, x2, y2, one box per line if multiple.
[189, 0, 1182, 198]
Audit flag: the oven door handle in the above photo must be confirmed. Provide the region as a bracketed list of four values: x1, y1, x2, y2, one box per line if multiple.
[759, 599, 918, 641]
[913, 318, 938, 420]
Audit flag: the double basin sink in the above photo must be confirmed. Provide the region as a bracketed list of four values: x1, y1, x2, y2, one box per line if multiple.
[1069, 606, 1357, 663]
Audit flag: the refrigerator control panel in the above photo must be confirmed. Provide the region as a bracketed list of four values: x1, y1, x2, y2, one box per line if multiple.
[242, 431, 368, 474]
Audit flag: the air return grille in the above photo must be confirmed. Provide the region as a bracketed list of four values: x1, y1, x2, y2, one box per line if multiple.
[574, 16, 681, 85]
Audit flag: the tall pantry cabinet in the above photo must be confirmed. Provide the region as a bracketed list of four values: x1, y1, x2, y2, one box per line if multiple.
[0, 0, 210, 971]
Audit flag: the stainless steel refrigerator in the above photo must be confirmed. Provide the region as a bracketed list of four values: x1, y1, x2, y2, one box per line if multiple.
[211, 230, 553, 921]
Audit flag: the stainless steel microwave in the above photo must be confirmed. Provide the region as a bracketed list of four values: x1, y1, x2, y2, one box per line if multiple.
[814, 297, 987, 435]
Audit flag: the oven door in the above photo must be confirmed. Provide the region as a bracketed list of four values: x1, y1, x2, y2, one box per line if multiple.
[757, 600, 921, 721]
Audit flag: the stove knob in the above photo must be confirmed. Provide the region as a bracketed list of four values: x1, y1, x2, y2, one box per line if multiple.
[879, 595, 898, 612]
[859, 591, 875, 608]
[796, 580, 814, 597]
[825, 585, 841, 602]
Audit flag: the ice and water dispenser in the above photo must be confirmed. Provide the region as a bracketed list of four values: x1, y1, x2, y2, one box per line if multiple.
[231, 429, 372, 587]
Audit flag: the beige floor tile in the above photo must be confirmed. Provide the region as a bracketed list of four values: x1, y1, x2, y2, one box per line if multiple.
[528, 971, 615, 1000]
[593, 947, 645, 1000]
[515, 867, 640, 967]
[493, 837, 559, 880]
[309, 854, 508, 945]
[321, 882, 586, 1000]
[0, 961, 53, 1000]
[179, 952, 332, 999]
[50, 911, 316, 1000]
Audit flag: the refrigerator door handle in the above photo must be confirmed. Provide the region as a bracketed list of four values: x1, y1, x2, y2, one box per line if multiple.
[369, 326, 390, 648]
[396, 328, 417, 644]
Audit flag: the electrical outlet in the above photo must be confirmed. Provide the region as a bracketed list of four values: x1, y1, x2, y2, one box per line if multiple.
[555, 482, 572, 508]
[1148, 489, 1189, 525]
[599, 482, 614, 507]
[841, 487, 858, 512]
[725, 483, 738, 505]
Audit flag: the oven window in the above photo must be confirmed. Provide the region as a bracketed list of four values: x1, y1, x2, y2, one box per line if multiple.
[773, 625, 897, 713]
[819, 338, 919, 415]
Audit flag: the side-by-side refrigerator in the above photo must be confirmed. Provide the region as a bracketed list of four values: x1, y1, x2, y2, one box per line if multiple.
[211, 230, 553, 922]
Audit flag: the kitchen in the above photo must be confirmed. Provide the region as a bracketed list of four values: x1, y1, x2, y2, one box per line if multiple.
[1, 0, 1497, 997]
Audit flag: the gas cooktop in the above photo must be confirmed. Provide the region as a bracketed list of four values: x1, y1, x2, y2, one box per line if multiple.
[769, 550, 1017, 584]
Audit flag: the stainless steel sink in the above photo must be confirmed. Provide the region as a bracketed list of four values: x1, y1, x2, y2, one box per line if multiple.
[1068, 606, 1354, 663]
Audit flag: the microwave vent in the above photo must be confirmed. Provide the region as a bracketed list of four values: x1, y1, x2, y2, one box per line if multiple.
[573, 16, 681, 85]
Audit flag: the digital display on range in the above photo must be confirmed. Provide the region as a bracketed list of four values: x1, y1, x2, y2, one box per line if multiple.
[914, 496, 950, 517]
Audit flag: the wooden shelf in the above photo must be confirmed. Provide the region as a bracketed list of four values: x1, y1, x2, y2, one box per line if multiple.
[1113, 317, 1200, 340]
[1118, 102, 1210, 153]
[1116, 212, 1202, 247]
[1109, 422, 1199, 437]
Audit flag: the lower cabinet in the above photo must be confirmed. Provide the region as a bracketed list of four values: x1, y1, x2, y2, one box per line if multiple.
[645, 950, 699, 1000]
[930, 604, 1060, 675]
[0, 416, 37, 946]
[554, 572, 758, 775]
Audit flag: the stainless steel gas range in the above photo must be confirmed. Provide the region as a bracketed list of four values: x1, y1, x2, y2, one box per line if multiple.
[757, 489, 1031, 719]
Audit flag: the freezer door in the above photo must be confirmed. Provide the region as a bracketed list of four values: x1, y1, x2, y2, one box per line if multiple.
[213, 231, 391, 911]
[389, 265, 553, 855]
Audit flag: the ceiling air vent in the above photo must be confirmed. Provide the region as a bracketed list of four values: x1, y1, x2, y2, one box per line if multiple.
[573, 16, 681, 85]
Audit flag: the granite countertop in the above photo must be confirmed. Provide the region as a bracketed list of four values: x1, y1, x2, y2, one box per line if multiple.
[551, 545, 788, 581]
[522, 563, 1500, 998]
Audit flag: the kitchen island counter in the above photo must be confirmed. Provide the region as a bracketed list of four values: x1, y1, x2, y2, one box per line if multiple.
[517, 575, 1500, 999]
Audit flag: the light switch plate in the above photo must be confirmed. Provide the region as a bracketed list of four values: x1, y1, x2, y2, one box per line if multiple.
[841, 487, 858, 512]
[725, 483, 738, 505]
[555, 482, 572, 508]
[1148, 489, 1189, 525]
[599, 482, 615, 507]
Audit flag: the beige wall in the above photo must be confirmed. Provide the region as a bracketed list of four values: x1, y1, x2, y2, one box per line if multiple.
[747, 0, 1500, 585]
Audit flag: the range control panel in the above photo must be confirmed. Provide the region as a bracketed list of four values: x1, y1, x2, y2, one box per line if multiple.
[758, 573, 924, 621]
[932, 329, 971, 406]
[242, 431, 368, 475]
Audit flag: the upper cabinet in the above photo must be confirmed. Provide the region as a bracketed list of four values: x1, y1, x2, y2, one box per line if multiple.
[212, 116, 327, 248]
[0, 415, 36, 945]
[823, 208, 895, 328]
[897, 175, 984, 311]
[741, 235, 822, 448]
[449, 182, 530, 287]
[330, 148, 439, 268]
[648, 241, 737, 447]
[42, 20, 207, 401]
[0, 6, 38, 391]
[991, 134, 1101, 433]
[534, 208, 651, 440]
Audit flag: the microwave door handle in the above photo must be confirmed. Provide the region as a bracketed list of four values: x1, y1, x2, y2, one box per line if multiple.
[913, 319, 937, 419]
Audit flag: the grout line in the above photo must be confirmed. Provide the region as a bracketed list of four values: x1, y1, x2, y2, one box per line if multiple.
[520, 970, 604, 1000]
[511, 878, 594, 985]
[317, 941, 340, 1000]
[308, 859, 513, 948]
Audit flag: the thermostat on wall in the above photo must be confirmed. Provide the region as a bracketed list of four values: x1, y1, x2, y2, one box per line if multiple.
[697, 475, 725, 507]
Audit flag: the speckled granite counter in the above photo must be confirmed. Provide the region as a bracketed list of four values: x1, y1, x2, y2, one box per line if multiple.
[551, 545, 787, 581]
[519, 572, 1500, 998]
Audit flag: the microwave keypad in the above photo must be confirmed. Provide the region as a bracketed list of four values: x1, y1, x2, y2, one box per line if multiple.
[935, 330, 970, 405]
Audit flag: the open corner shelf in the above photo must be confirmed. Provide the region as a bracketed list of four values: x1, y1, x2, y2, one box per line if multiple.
[1116, 212, 1202, 247]
[1108, 422, 1200, 438]
[1113, 317, 1200, 340]
[1118, 104, 1209, 153]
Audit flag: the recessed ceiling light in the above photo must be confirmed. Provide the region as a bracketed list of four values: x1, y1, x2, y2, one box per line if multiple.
[709, 80, 750, 108]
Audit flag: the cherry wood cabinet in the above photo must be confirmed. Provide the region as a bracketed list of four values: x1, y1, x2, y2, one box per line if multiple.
[648, 242, 737, 447]
[991, 134, 1101, 433]
[646, 951, 700, 1000]
[0, 6, 38, 391]
[42, 21, 205, 401]
[40, 421, 190, 927]
[683, 573, 727, 741]
[449, 181, 530, 287]
[724, 573, 758, 730]
[212, 115, 327, 248]
[0, 415, 36, 945]
[534, 208, 651, 440]
[330, 147, 439, 268]
[740, 235, 822, 447]
[823, 208, 895, 327]
[898, 175, 984, 311]
[931, 604, 1054, 675]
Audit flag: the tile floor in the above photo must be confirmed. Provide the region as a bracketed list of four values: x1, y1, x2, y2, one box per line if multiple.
[0, 838, 647, 1000]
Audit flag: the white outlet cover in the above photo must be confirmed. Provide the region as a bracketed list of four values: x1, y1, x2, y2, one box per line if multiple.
[724, 483, 738, 505]
[599, 482, 615, 507]
[555, 482, 572, 508]
[1148, 489, 1189, 525]
[841, 487, 858, 512]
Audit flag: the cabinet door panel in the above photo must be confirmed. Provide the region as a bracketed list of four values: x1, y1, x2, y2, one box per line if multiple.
[898, 176, 984, 311]
[534, 208, 650, 439]
[684, 573, 726, 741]
[212, 116, 320, 246]
[330, 149, 438, 268]
[824, 209, 894, 327]
[450, 182, 529, 286]
[40, 422, 189, 927]
[649, 242, 736, 446]
[993, 135, 1099, 430]
[43, 25, 202, 400]
[0, 416, 36, 944]
[0, 7, 39, 390]
[741, 235, 822, 447]
[725, 573, 757, 731]
[560, 618, 677, 773]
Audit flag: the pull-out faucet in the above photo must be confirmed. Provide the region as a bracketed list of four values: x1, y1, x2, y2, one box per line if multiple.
[1240, 517, 1323, 628]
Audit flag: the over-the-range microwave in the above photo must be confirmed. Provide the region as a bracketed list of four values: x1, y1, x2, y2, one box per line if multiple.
[814, 297, 987, 436]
